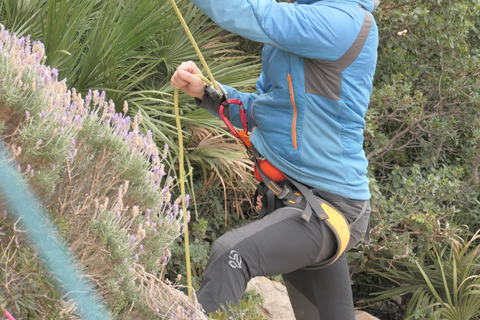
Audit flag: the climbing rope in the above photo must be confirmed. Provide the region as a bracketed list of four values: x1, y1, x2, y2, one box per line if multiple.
[168, 0, 221, 298]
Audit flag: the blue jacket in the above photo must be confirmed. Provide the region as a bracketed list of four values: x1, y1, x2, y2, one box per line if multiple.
[193, 0, 379, 200]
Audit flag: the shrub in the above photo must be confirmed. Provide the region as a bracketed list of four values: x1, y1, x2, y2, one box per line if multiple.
[366, 230, 480, 320]
[0, 25, 207, 319]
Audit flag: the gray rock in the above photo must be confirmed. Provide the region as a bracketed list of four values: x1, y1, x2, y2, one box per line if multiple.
[246, 277, 380, 320]
[246, 277, 295, 319]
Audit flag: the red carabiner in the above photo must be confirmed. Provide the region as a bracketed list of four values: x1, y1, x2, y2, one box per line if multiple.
[219, 99, 248, 138]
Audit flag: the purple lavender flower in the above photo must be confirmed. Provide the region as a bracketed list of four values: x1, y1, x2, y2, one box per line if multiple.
[139, 244, 143, 254]
[163, 144, 169, 159]
[185, 194, 190, 208]
[130, 235, 135, 244]
[41, 110, 46, 118]
[135, 254, 139, 262]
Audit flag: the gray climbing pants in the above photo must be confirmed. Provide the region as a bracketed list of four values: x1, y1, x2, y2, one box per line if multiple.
[197, 189, 371, 320]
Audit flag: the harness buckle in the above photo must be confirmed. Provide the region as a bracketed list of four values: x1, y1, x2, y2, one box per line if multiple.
[277, 184, 292, 200]
[283, 191, 306, 209]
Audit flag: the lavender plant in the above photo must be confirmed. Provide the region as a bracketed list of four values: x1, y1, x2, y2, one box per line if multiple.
[0, 25, 207, 319]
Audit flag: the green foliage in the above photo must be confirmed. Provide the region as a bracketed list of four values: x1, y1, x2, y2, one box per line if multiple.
[362, 0, 480, 258]
[0, 27, 206, 319]
[367, 231, 480, 320]
[0, 0, 262, 196]
[367, 164, 469, 259]
[210, 290, 267, 320]
[350, 0, 480, 316]
[0, 220, 73, 319]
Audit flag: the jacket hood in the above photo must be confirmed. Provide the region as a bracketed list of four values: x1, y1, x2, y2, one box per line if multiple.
[296, 0, 379, 12]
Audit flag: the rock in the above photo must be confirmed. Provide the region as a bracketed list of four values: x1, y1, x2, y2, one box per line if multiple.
[355, 310, 381, 320]
[246, 277, 295, 320]
[246, 276, 380, 320]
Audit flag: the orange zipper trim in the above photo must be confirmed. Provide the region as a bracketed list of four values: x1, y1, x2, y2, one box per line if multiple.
[287, 74, 298, 150]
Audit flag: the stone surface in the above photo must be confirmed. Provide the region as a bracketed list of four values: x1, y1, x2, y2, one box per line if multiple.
[246, 276, 295, 320]
[246, 276, 380, 320]
[355, 310, 381, 320]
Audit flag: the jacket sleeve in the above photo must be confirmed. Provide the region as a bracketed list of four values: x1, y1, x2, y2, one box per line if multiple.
[190, 0, 360, 60]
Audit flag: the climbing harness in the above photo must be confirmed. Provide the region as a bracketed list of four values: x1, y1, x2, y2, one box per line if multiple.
[217, 95, 356, 267]
[255, 160, 364, 268]
[211, 75, 356, 268]
[216, 89, 358, 268]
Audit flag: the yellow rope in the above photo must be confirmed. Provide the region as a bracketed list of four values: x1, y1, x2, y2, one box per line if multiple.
[168, 0, 221, 298]
[172, 88, 193, 297]
[169, 0, 219, 90]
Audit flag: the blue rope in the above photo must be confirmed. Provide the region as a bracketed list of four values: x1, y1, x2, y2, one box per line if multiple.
[0, 142, 111, 320]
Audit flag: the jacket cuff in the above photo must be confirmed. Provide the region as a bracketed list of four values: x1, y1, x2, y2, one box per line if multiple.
[194, 86, 230, 120]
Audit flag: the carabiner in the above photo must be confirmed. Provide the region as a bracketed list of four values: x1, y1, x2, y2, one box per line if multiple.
[219, 99, 248, 138]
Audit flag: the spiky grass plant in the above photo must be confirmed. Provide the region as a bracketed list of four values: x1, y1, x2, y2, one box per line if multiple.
[0, 25, 208, 319]
[366, 228, 480, 320]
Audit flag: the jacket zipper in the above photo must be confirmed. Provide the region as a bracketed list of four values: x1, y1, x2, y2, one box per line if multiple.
[287, 74, 298, 150]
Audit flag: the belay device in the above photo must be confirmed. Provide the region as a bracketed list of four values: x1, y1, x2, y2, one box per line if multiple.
[217, 94, 360, 268]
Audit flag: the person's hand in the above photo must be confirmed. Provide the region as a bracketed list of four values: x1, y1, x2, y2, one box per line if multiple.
[171, 61, 206, 100]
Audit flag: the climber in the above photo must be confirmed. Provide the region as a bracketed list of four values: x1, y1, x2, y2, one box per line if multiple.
[170, 0, 379, 319]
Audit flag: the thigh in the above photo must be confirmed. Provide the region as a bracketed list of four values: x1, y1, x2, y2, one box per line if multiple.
[212, 206, 335, 277]
[283, 254, 355, 320]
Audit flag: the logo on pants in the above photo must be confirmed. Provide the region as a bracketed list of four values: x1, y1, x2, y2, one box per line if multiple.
[228, 250, 242, 269]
